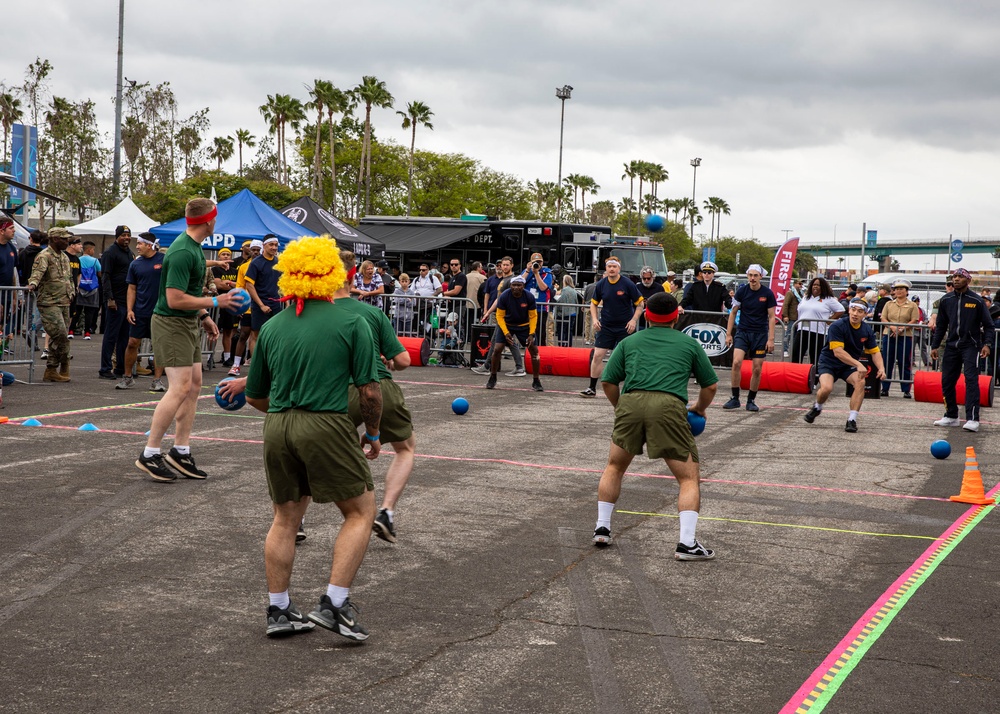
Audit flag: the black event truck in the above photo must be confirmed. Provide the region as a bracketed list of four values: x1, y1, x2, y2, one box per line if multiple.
[358, 215, 669, 287]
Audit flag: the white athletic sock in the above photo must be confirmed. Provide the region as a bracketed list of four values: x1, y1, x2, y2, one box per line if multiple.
[269, 591, 290, 609]
[814, 402, 822, 411]
[173, 445, 190, 455]
[327, 584, 350, 608]
[233, 356, 242, 368]
[679, 510, 698, 546]
[143, 446, 160, 459]
[383, 508, 394, 521]
[596, 501, 614, 530]
[849, 410, 859, 421]
[223, 352, 230, 360]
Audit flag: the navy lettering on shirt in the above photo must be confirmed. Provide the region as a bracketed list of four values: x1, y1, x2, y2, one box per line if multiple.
[822, 316, 879, 361]
[733, 284, 776, 332]
[126, 253, 164, 317]
[497, 288, 536, 327]
[592, 276, 642, 326]
[245, 255, 282, 303]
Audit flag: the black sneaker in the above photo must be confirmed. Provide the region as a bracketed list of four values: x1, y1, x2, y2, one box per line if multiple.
[266, 602, 315, 638]
[222, 356, 235, 368]
[532, 379, 544, 392]
[485, 374, 497, 390]
[580, 387, 596, 398]
[745, 400, 759, 412]
[372, 508, 396, 543]
[674, 539, 715, 561]
[722, 396, 740, 410]
[845, 419, 858, 433]
[803, 406, 821, 424]
[593, 526, 612, 547]
[308, 596, 369, 641]
[98, 370, 117, 380]
[135, 452, 177, 482]
[164, 448, 208, 479]
[296, 520, 306, 543]
[903, 392, 912, 399]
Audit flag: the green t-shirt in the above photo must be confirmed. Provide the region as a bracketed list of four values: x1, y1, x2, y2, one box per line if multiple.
[601, 325, 718, 401]
[245, 300, 380, 413]
[154, 233, 207, 317]
[333, 297, 406, 382]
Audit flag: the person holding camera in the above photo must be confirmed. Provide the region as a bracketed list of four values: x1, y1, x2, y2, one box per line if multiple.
[522, 252, 554, 346]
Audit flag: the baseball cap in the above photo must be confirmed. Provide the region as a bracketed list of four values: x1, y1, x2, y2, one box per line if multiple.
[376, 259, 390, 269]
[115, 225, 131, 237]
[48, 227, 74, 239]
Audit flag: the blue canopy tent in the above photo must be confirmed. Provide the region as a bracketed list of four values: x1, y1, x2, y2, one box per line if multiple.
[149, 189, 318, 250]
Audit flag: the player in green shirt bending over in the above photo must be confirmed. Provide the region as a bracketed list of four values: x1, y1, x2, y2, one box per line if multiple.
[591, 292, 720, 560]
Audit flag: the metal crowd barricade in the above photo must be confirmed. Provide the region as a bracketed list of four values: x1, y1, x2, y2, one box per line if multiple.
[135, 305, 223, 370]
[0, 286, 39, 383]
[385, 294, 479, 366]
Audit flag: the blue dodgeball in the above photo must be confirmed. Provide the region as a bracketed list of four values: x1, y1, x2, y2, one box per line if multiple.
[1, 371, 14, 386]
[687, 410, 706, 436]
[215, 377, 246, 411]
[452, 397, 470, 415]
[227, 288, 251, 314]
[644, 214, 665, 232]
[930, 440, 951, 460]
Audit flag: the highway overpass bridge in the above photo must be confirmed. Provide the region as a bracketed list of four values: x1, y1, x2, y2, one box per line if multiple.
[783, 236, 1000, 257]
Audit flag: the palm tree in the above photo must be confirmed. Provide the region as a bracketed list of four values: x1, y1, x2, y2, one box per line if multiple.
[647, 162, 669, 201]
[0, 91, 23, 165]
[579, 175, 600, 221]
[305, 79, 335, 200]
[635, 161, 651, 225]
[259, 96, 281, 179]
[640, 194, 660, 215]
[279, 95, 306, 185]
[713, 198, 730, 242]
[621, 161, 639, 233]
[259, 94, 305, 184]
[352, 76, 394, 216]
[234, 129, 255, 176]
[176, 125, 201, 177]
[397, 100, 434, 216]
[562, 174, 581, 219]
[209, 135, 235, 171]
[319, 83, 351, 213]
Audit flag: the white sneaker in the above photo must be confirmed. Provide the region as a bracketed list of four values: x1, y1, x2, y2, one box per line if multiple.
[470, 365, 490, 375]
[505, 368, 527, 377]
[933, 417, 962, 427]
[963, 420, 980, 432]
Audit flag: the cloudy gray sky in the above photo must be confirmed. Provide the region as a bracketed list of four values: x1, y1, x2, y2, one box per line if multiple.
[6, 0, 1000, 270]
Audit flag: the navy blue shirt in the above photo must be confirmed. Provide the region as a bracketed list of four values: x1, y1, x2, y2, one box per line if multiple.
[245, 255, 282, 304]
[733, 284, 777, 332]
[496, 288, 537, 328]
[126, 252, 164, 317]
[821, 316, 880, 362]
[0, 241, 18, 287]
[592, 276, 642, 326]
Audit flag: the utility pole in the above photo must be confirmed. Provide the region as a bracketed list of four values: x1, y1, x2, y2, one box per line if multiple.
[689, 158, 701, 240]
[112, 0, 125, 199]
[555, 85, 572, 222]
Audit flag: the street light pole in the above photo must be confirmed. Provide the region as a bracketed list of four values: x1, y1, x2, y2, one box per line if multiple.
[555, 85, 573, 222]
[782, 229, 793, 241]
[112, 0, 125, 200]
[689, 157, 701, 241]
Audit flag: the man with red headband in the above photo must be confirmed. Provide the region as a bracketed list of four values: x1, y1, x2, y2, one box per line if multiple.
[592, 292, 719, 560]
[136, 198, 239, 482]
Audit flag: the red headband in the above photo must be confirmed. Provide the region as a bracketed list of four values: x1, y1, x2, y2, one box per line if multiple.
[186, 206, 218, 225]
[645, 307, 679, 324]
[346, 265, 357, 282]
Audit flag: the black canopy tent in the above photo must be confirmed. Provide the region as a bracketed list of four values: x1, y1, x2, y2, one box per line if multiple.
[358, 222, 488, 253]
[280, 197, 385, 260]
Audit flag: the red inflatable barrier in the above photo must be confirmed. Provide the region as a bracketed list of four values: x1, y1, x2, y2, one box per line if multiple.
[399, 337, 430, 367]
[739, 360, 816, 394]
[912, 371, 994, 408]
[536, 346, 593, 377]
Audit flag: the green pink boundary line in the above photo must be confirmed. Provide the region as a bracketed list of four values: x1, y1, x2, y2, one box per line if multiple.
[780, 481, 999, 713]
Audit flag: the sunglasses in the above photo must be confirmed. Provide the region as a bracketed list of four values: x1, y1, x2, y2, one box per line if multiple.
[702, 270, 715, 274]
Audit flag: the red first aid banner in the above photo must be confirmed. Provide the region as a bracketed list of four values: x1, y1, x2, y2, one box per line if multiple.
[770, 238, 799, 320]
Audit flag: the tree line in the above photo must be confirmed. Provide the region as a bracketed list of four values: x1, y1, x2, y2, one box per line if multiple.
[0, 59, 816, 274]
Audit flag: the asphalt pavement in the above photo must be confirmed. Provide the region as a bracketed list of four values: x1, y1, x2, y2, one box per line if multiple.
[1, 340, 997, 713]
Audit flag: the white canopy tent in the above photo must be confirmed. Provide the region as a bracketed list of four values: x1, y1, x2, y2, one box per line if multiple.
[68, 195, 159, 236]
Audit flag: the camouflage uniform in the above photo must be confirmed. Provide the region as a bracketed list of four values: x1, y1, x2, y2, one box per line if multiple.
[28, 244, 74, 371]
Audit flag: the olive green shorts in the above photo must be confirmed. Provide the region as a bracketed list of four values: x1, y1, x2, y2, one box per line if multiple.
[150, 314, 201, 368]
[348, 378, 413, 444]
[611, 390, 699, 462]
[262, 409, 374, 504]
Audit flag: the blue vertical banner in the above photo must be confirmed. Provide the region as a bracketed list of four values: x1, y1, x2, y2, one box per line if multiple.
[702, 246, 716, 264]
[865, 230, 877, 248]
[10, 124, 38, 205]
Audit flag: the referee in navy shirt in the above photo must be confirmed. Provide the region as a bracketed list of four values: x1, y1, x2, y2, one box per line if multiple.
[723, 264, 776, 412]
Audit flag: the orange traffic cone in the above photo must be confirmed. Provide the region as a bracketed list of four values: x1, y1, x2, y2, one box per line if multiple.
[950, 447, 995, 505]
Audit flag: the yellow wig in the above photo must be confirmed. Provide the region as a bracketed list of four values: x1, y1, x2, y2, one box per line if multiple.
[275, 235, 347, 315]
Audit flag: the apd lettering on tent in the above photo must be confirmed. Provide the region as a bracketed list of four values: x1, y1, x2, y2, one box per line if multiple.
[200, 234, 238, 249]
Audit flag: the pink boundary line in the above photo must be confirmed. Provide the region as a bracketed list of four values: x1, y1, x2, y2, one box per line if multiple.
[23, 423, 952, 503]
[778, 479, 1000, 713]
